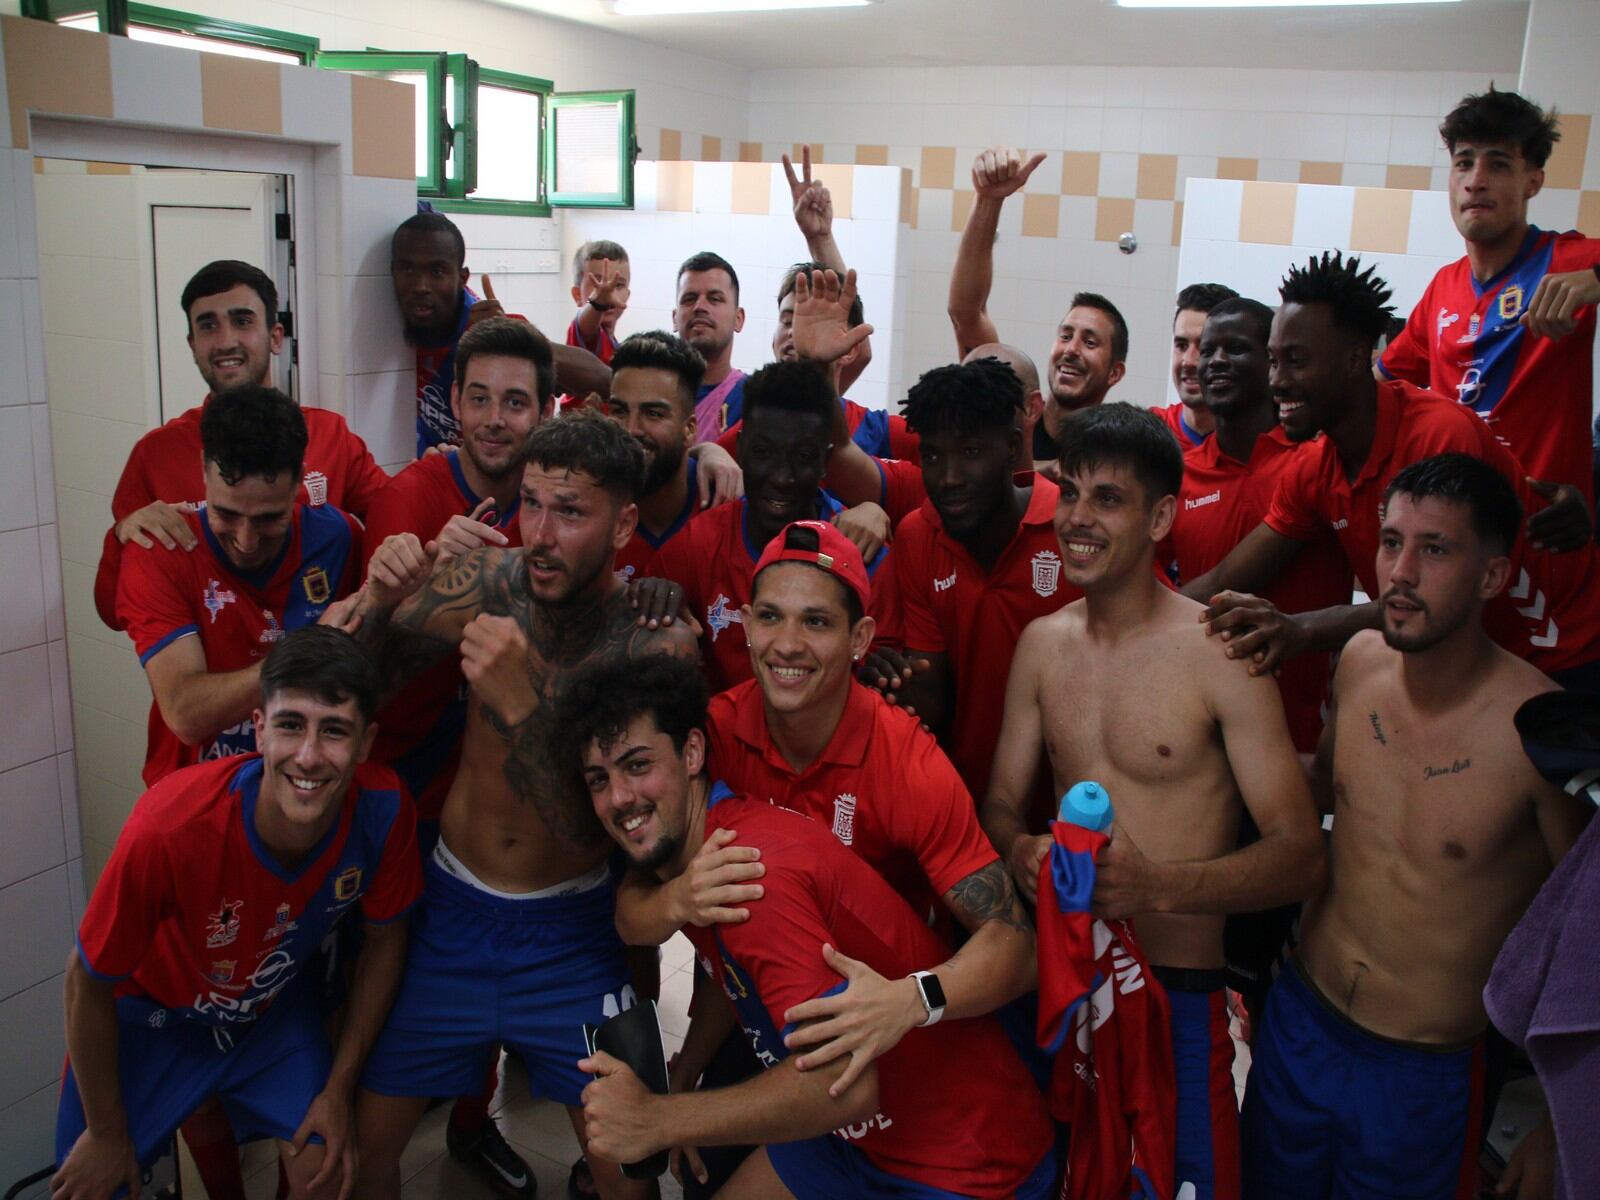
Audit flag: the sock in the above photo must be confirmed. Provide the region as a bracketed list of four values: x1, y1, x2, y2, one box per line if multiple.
[178, 1107, 248, 1200]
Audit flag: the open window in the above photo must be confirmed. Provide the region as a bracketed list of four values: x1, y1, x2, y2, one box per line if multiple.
[545, 90, 638, 209]
[30, 1, 317, 63]
[434, 69, 552, 217]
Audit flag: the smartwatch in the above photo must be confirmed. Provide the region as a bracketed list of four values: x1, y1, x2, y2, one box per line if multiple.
[910, 971, 946, 1027]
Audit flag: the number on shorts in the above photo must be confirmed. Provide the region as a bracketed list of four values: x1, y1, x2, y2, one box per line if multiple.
[600, 985, 638, 1021]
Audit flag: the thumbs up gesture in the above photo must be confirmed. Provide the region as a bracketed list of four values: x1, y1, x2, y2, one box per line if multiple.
[467, 272, 507, 327]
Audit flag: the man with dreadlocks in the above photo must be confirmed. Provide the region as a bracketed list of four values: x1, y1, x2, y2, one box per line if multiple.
[1185, 252, 1600, 693]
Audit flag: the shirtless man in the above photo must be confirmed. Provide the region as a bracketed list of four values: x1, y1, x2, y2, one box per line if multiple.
[982, 403, 1325, 1200]
[350, 409, 696, 1200]
[1242, 454, 1590, 1200]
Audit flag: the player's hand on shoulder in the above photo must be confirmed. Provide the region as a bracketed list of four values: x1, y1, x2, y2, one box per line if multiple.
[832, 501, 889, 561]
[579, 1050, 667, 1162]
[436, 496, 510, 564]
[116, 499, 198, 551]
[858, 648, 928, 716]
[628, 575, 687, 630]
[364, 532, 440, 610]
[1007, 831, 1053, 906]
[673, 826, 764, 928]
[1200, 590, 1306, 676]
[1524, 476, 1594, 552]
[971, 146, 1046, 201]
[1521, 267, 1600, 340]
[52, 1126, 143, 1200]
[461, 613, 536, 727]
[693, 441, 744, 509]
[783, 943, 918, 1096]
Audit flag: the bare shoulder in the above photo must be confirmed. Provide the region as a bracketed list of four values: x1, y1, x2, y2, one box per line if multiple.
[1019, 597, 1085, 647]
[1331, 629, 1388, 694]
[1487, 644, 1562, 712]
[597, 588, 701, 664]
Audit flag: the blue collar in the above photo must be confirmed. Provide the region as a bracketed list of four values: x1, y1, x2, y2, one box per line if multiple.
[446, 449, 521, 525]
[707, 779, 735, 809]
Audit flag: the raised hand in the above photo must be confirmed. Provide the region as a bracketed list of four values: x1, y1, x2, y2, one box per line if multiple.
[791, 268, 874, 366]
[971, 147, 1046, 201]
[467, 273, 506, 327]
[364, 533, 440, 611]
[783, 145, 834, 240]
[1521, 267, 1600, 340]
[435, 496, 510, 564]
[585, 259, 630, 313]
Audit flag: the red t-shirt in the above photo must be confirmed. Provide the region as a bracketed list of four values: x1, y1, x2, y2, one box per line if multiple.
[361, 451, 523, 822]
[1154, 401, 1209, 450]
[1264, 379, 1600, 675]
[707, 679, 996, 925]
[893, 476, 1077, 804]
[77, 755, 420, 1026]
[686, 785, 1051, 1198]
[565, 313, 619, 364]
[95, 401, 388, 631]
[614, 457, 702, 582]
[647, 496, 900, 694]
[118, 506, 362, 786]
[1381, 227, 1600, 501]
[1167, 428, 1348, 752]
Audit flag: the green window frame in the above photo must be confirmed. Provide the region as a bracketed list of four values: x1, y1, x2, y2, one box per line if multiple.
[26, 1, 317, 62]
[433, 67, 552, 218]
[544, 89, 638, 209]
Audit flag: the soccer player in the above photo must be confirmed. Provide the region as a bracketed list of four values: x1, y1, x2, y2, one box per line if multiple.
[1380, 88, 1600, 506]
[94, 259, 387, 632]
[349, 410, 696, 1200]
[52, 626, 421, 1200]
[983, 403, 1327, 1199]
[117, 386, 363, 787]
[1158, 282, 1240, 448]
[948, 146, 1128, 462]
[674, 251, 748, 443]
[1185, 253, 1600, 691]
[646, 360, 898, 693]
[1242, 455, 1589, 1200]
[568, 239, 631, 365]
[562, 652, 1058, 1200]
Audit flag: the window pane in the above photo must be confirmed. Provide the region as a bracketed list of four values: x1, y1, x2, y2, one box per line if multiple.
[128, 25, 303, 64]
[476, 84, 541, 202]
[59, 14, 100, 30]
[554, 100, 622, 196]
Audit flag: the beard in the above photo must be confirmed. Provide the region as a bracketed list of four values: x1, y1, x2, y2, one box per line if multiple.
[642, 439, 687, 497]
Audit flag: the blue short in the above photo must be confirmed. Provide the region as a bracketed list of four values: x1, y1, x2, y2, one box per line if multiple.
[56, 989, 328, 1176]
[1241, 958, 1485, 1200]
[767, 1134, 1056, 1200]
[1158, 968, 1241, 1200]
[360, 851, 633, 1106]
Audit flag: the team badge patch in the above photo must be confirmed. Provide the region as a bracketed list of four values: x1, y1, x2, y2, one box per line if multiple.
[1497, 284, 1524, 321]
[302, 567, 331, 606]
[831, 793, 858, 846]
[303, 470, 329, 507]
[203, 580, 238, 623]
[1031, 550, 1062, 597]
[210, 960, 236, 984]
[706, 594, 742, 642]
[258, 609, 284, 645]
[334, 866, 363, 902]
[205, 900, 242, 948]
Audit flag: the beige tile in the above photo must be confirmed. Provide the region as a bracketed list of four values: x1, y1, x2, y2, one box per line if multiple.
[1061, 150, 1100, 196]
[1350, 186, 1414, 254]
[855, 144, 889, 166]
[1299, 161, 1343, 185]
[1095, 196, 1135, 243]
[1136, 153, 1177, 201]
[3, 16, 114, 148]
[1545, 113, 1590, 190]
[738, 141, 762, 163]
[1216, 157, 1259, 181]
[921, 145, 956, 190]
[792, 142, 824, 165]
[1022, 192, 1060, 238]
[1384, 163, 1432, 191]
[731, 161, 770, 214]
[84, 161, 132, 175]
[200, 54, 281, 136]
[900, 175, 918, 229]
[1578, 190, 1600, 238]
[657, 161, 694, 212]
[699, 134, 721, 162]
[659, 128, 682, 160]
[1239, 181, 1297, 245]
[1172, 200, 1185, 245]
[812, 161, 853, 219]
[351, 74, 414, 180]
[951, 188, 975, 232]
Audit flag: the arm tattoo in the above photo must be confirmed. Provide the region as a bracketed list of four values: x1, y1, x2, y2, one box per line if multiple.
[357, 549, 496, 694]
[946, 860, 1033, 936]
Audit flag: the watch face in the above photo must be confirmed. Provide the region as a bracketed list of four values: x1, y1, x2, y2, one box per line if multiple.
[919, 973, 947, 1012]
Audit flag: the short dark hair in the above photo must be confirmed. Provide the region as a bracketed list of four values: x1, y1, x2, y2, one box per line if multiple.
[609, 331, 706, 409]
[392, 211, 465, 267]
[1440, 86, 1561, 169]
[740, 360, 836, 432]
[1070, 291, 1130, 365]
[1057, 402, 1183, 502]
[260, 627, 381, 724]
[573, 239, 630, 285]
[778, 263, 864, 327]
[1175, 282, 1240, 318]
[201, 385, 307, 484]
[902, 359, 1023, 439]
[555, 653, 708, 775]
[1279, 251, 1394, 347]
[677, 251, 740, 303]
[1383, 453, 1523, 556]
[1205, 296, 1275, 343]
[525, 407, 644, 502]
[454, 318, 556, 407]
[182, 260, 277, 329]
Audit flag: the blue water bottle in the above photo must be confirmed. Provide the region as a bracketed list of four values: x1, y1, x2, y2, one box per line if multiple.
[1059, 780, 1114, 832]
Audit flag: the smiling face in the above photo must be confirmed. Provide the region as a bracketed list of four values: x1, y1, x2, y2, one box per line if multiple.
[1448, 139, 1542, 247]
[1054, 460, 1172, 592]
[583, 714, 703, 872]
[252, 687, 375, 837]
[391, 228, 467, 342]
[1268, 302, 1366, 444]
[603, 366, 694, 497]
[1199, 309, 1272, 421]
[202, 462, 298, 573]
[1047, 306, 1124, 411]
[518, 464, 636, 606]
[1171, 308, 1208, 410]
[742, 561, 874, 719]
[187, 283, 282, 395]
[452, 354, 548, 483]
[738, 405, 831, 543]
[1377, 492, 1507, 653]
[918, 425, 1019, 541]
[673, 268, 744, 363]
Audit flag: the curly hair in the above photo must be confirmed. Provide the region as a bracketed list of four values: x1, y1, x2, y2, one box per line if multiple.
[1278, 251, 1394, 346]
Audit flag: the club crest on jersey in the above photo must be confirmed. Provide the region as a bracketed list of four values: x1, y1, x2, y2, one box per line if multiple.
[148, 1008, 166, 1029]
[1497, 285, 1524, 322]
[265, 902, 298, 941]
[706, 594, 742, 641]
[258, 609, 284, 645]
[303, 470, 329, 507]
[209, 960, 236, 984]
[203, 579, 238, 623]
[205, 899, 242, 948]
[334, 866, 363, 902]
[302, 566, 331, 606]
[1032, 550, 1062, 597]
[831, 793, 858, 845]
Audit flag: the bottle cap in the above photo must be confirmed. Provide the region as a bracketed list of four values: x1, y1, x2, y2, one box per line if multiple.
[1058, 780, 1113, 832]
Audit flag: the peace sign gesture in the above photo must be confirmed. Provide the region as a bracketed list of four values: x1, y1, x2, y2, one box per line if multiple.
[783, 145, 834, 240]
[584, 258, 629, 311]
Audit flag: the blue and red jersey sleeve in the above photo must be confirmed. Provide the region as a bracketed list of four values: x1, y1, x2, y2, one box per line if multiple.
[76, 806, 173, 982]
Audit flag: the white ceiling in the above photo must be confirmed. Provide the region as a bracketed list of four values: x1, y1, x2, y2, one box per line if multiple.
[487, 0, 1529, 72]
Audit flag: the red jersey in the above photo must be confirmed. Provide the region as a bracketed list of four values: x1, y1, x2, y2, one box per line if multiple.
[1167, 429, 1348, 752]
[894, 476, 1077, 805]
[646, 495, 900, 693]
[1037, 822, 1176, 1200]
[362, 451, 523, 821]
[77, 755, 421, 1027]
[1381, 227, 1600, 500]
[614, 457, 702, 582]
[1154, 402, 1209, 450]
[95, 401, 387, 631]
[687, 784, 1051, 1198]
[118, 506, 362, 786]
[708, 679, 997, 924]
[565, 313, 618, 364]
[1264, 379, 1600, 675]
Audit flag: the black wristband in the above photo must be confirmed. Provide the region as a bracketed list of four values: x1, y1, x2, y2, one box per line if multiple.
[588, 297, 614, 314]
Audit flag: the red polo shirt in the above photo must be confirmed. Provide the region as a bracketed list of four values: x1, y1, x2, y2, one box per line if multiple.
[1170, 428, 1348, 752]
[1154, 402, 1208, 450]
[892, 476, 1077, 804]
[707, 679, 997, 925]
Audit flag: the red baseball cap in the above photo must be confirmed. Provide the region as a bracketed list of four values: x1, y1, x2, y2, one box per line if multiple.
[752, 520, 871, 616]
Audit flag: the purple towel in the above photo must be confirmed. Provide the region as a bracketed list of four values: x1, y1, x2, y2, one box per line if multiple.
[1484, 810, 1600, 1200]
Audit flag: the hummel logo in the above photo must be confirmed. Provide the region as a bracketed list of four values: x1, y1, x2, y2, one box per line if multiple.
[933, 572, 957, 592]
